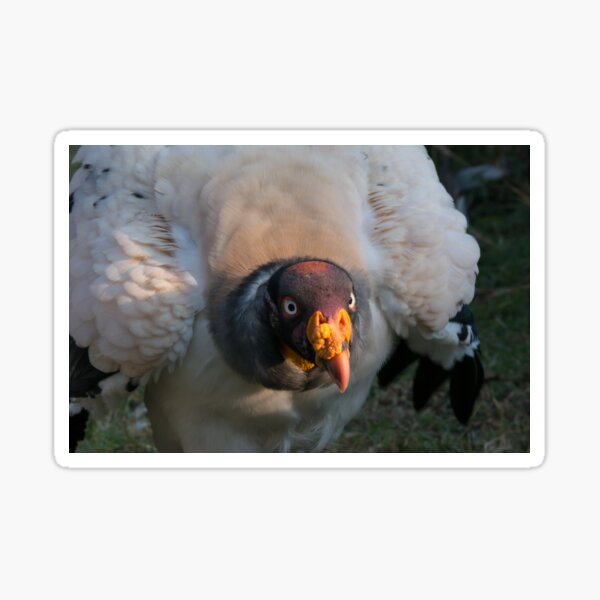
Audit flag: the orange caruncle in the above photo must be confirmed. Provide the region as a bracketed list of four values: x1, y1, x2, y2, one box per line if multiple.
[306, 309, 352, 361]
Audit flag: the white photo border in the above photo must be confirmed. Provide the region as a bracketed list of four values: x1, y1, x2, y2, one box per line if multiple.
[54, 130, 544, 469]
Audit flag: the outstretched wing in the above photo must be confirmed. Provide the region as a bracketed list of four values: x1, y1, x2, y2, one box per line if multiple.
[363, 146, 483, 422]
[69, 145, 214, 381]
[364, 145, 480, 334]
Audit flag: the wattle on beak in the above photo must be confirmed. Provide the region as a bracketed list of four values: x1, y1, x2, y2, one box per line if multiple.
[306, 309, 352, 393]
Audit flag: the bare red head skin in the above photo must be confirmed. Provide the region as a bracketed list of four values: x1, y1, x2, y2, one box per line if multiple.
[266, 260, 357, 392]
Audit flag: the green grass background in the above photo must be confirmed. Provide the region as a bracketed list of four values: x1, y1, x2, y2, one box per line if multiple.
[72, 145, 530, 453]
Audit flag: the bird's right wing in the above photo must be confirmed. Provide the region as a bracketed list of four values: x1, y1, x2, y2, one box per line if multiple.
[69, 145, 227, 381]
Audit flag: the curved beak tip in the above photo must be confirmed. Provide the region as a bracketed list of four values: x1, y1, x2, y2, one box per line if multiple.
[323, 349, 351, 393]
[306, 309, 352, 393]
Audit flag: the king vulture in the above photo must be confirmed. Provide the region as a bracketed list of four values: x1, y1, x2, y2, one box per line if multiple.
[69, 145, 483, 452]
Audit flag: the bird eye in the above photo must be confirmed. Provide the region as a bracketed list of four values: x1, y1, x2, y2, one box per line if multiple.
[281, 297, 298, 317]
[349, 292, 356, 310]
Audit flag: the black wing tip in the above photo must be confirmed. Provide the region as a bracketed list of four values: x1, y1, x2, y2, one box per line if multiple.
[377, 341, 485, 425]
[69, 406, 90, 452]
[451, 305, 475, 325]
[376, 340, 418, 388]
[69, 336, 118, 398]
[449, 351, 485, 424]
[378, 349, 484, 425]
[413, 357, 450, 411]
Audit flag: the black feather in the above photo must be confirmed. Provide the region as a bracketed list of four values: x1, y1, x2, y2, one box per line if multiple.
[69, 337, 120, 451]
[413, 357, 451, 411]
[449, 351, 484, 424]
[451, 304, 475, 326]
[70, 406, 89, 452]
[377, 340, 418, 388]
[69, 336, 116, 398]
[376, 305, 484, 424]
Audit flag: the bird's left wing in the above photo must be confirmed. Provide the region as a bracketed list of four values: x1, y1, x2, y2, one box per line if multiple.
[362, 145, 480, 333]
[362, 145, 483, 422]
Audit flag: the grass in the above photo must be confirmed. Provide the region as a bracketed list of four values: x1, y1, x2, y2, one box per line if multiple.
[76, 389, 156, 453]
[73, 145, 530, 453]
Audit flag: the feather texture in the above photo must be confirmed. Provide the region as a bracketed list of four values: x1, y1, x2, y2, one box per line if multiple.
[363, 146, 480, 333]
[69, 145, 481, 452]
[70, 147, 205, 377]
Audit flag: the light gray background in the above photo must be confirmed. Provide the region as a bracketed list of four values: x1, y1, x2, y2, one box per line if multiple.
[2, 1, 590, 598]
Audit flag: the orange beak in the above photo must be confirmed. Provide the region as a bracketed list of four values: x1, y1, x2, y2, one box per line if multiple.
[306, 309, 352, 393]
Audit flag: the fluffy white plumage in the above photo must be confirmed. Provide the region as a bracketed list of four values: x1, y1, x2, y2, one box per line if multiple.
[69, 145, 480, 452]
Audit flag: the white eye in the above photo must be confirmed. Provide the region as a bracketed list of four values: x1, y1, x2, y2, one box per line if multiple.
[283, 299, 298, 316]
[349, 292, 356, 310]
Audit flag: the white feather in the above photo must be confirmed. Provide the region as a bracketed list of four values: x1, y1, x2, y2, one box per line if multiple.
[70, 145, 480, 452]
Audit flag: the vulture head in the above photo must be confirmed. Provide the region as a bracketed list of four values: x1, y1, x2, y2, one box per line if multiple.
[265, 260, 356, 392]
[209, 259, 368, 393]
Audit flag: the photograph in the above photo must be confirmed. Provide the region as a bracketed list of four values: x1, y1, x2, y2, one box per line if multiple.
[59, 133, 538, 465]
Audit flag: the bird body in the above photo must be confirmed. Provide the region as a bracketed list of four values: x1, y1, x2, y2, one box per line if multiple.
[69, 145, 481, 452]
